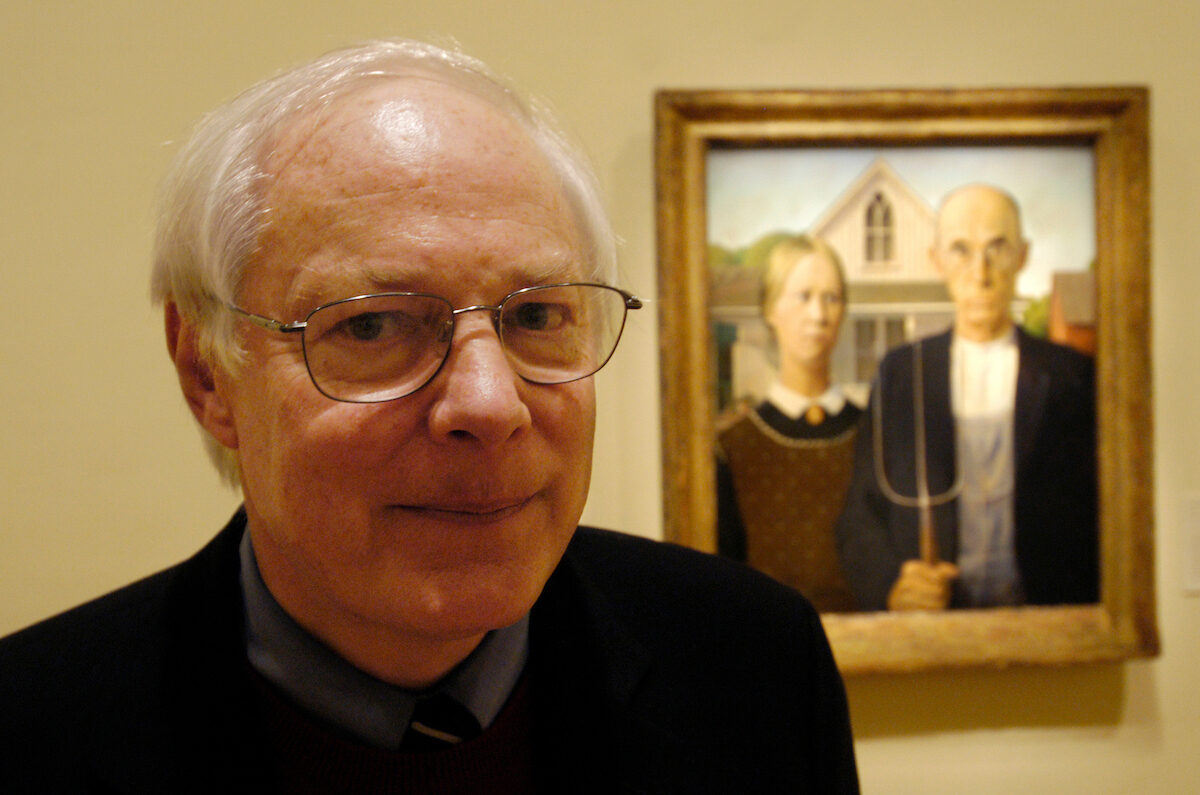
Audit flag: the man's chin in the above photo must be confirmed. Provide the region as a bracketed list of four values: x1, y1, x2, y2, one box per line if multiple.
[400, 580, 539, 640]
[391, 546, 561, 627]
[958, 308, 1009, 337]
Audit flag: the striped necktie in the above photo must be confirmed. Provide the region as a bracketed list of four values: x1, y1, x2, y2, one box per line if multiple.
[402, 692, 482, 750]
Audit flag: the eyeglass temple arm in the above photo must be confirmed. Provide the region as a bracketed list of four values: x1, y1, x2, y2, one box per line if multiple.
[227, 305, 306, 334]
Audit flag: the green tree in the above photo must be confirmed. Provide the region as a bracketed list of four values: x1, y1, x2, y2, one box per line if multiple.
[1021, 293, 1050, 338]
[741, 231, 795, 272]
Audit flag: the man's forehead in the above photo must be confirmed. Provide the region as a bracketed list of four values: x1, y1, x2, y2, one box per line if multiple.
[256, 75, 568, 246]
[937, 188, 1021, 239]
[263, 76, 529, 181]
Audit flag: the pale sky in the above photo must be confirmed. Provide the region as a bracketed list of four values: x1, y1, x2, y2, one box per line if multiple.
[706, 146, 1096, 297]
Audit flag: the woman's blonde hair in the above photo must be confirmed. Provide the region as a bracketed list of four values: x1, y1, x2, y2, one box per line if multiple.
[760, 234, 846, 318]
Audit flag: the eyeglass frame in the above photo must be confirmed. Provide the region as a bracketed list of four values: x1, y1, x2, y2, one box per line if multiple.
[226, 281, 643, 403]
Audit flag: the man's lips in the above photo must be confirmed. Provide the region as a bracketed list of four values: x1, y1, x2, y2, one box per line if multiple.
[392, 495, 534, 522]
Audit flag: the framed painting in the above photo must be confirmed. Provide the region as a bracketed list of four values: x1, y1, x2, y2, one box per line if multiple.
[654, 86, 1156, 674]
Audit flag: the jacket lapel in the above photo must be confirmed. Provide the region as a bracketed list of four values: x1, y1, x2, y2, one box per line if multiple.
[922, 332, 957, 493]
[529, 539, 692, 793]
[1013, 328, 1052, 470]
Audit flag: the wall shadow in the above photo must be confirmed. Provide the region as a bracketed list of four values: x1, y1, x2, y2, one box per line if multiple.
[844, 662, 1129, 738]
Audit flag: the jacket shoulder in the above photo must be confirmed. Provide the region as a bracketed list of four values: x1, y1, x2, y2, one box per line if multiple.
[0, 564, 185, 788]
[0, 518, 249, 791]
[0, 517, 242, 684]
[565, 526, 824, 640]
[1019, 329, 1094, 368]
[0, 565, 180, 684]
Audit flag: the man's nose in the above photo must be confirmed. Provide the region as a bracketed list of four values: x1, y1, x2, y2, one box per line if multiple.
[426, 314, 532, 446]
[965, 251, 995, 284]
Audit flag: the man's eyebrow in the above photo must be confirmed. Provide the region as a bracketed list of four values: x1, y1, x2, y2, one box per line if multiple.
[521, 261, 590, 284]
[287, 268, 414, 310]
[290, 260, 591, 306]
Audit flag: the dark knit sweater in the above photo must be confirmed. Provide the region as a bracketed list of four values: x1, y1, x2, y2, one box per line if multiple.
[253, 669, 535, 794]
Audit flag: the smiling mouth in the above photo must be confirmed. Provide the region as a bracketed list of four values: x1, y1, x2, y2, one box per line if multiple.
[399, 497, 532, 522]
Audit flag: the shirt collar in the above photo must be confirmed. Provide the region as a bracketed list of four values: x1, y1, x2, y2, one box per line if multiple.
[765, 380, 848, 420]
[951, 327, 1019, 417]
[238, 528, 528, 749]
[952, 326, 1018, 355]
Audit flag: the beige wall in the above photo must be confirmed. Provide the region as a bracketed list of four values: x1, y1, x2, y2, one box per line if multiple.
[2, 1, 1197, 790]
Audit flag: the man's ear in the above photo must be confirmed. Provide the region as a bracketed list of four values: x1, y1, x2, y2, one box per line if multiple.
[1015, 239, 1030, 273]
[165, 301, 238, 450]
[929, 245, 946, 278]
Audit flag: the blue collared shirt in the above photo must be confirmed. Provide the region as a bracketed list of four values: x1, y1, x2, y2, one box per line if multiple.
[238, 529, 529, 748]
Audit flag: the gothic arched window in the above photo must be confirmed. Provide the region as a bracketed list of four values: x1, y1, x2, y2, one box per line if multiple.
[865, 192, 894, 263]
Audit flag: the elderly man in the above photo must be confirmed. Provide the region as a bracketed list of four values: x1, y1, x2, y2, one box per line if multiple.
[0, 40, 857, 792]
[836, 184, 1098, 612]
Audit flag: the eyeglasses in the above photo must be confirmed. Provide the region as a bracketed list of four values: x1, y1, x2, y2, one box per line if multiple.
[228, 282, 642, 403]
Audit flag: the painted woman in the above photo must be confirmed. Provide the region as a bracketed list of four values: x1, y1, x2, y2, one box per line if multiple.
[716, 235, 862, 612]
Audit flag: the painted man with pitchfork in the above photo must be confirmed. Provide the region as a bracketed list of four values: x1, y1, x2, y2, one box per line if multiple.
[835, 184, 1098, 612]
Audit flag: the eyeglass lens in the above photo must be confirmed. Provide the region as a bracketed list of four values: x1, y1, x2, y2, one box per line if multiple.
[299, 284, 631, 403]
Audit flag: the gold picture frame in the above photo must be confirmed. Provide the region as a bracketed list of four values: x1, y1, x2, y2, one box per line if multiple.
[654, 86, 1156, 674]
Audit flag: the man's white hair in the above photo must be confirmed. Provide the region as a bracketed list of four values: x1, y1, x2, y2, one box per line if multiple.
[149, 39, 618, 484]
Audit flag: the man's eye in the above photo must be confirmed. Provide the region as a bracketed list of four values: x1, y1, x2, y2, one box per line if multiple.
[509, 302, 569, 331]
[344, 313, 388, 341]
[334, 311, 420, 342]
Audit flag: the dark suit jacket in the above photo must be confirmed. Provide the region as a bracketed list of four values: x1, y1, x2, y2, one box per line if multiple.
[835, 329, 1098, 611]
[0, 511, 858, 793]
